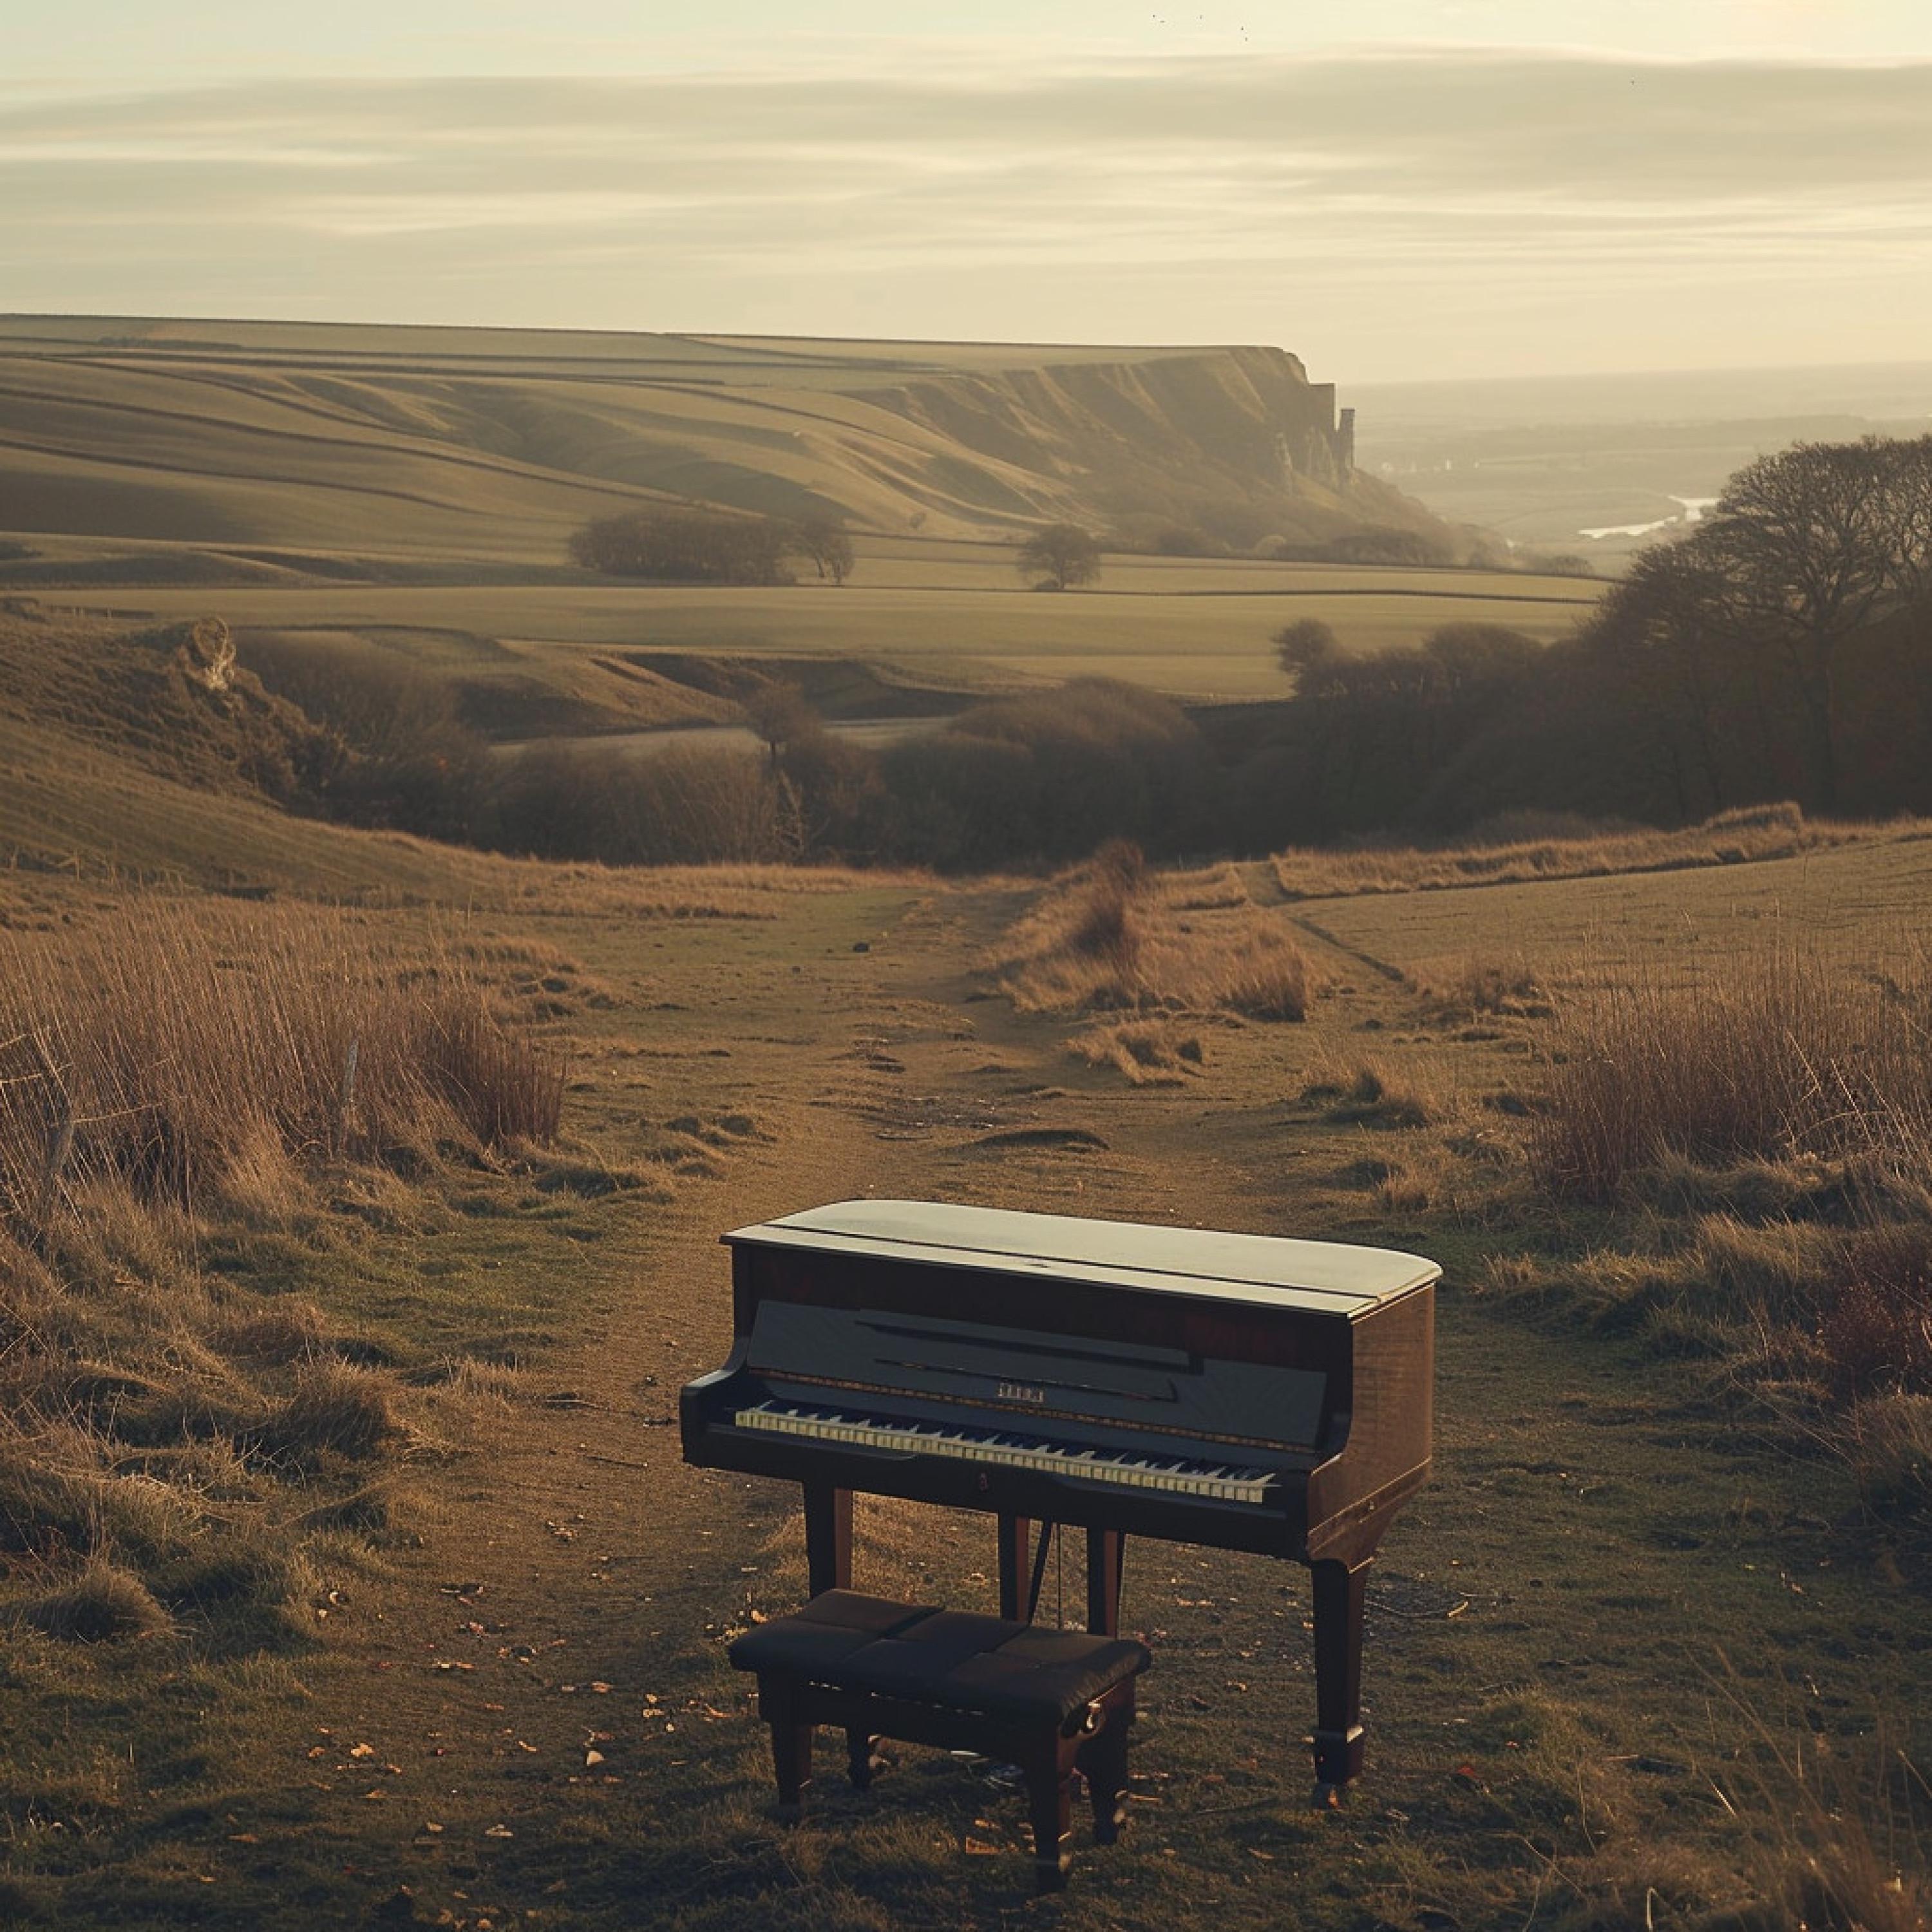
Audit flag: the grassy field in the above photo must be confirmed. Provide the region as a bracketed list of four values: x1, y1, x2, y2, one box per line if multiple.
[4, 797, 1929, 1929]
[22, 567, 1596, 717]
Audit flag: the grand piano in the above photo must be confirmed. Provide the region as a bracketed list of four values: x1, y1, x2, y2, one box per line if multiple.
[681, 1199, 1438, 1794]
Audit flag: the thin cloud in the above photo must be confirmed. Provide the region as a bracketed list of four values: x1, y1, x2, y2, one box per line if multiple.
[1, 52, 1927, 377]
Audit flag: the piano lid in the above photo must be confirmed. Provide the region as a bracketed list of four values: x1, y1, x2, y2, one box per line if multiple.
[724, 1199, 1439, 1316]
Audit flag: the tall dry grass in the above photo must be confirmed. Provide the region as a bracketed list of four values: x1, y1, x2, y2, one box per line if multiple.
[994, 844, 1311, 1021]
[1517, 943, 1932, 1432]
[0, 898, 567, 1651]
[1530, 947, 1932, 1208]
[0, 902, 562, 1242]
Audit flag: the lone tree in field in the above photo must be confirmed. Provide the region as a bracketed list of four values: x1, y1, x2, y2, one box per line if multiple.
[1017, 523, 1102, 591]
[794, 518, 856, 585]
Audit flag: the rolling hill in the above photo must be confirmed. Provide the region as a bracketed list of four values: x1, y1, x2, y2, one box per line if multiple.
[0, 314, 1450, 576]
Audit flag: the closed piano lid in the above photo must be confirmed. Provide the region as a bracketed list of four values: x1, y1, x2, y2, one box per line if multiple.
[724, 1199, 1439, 1314]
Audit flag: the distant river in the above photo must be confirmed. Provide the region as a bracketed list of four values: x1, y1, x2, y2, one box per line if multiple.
[1579, 495, 1719, 542]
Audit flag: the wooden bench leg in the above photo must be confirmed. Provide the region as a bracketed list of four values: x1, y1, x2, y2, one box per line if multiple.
[1023, 1741, 1073, 1893]
[1077, 1687, 1132, 1846]
[846, 1727, 882, 1791]
[764, 1684, 813, 1821]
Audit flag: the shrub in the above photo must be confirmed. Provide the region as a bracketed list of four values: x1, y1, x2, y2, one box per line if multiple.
[569, 507, 797, 584]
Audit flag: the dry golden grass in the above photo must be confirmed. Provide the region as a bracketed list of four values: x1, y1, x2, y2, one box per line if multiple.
[1065, 1017, 1206, 1086]
[1269, 801, 1924, 901]
[0, 900, 564, 1247]
[1530, 944, 1932, 1208]
[1301, 1057, 1439, 1130]
[0, 896, 576, 1655]
[993, 847, 1310, 1019]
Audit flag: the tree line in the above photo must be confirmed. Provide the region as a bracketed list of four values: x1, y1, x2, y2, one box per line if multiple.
[254, 432, 1932, 872]
[571, 508, 853, 585]
[1251, 434, 1932, 839]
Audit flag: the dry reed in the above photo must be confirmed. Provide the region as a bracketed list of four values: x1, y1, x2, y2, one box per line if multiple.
[1530, 946, 1932, 1207]
[0, 900, 564, 1244]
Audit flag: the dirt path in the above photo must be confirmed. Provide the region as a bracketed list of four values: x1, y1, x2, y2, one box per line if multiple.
[236, 877, 1931, 1932]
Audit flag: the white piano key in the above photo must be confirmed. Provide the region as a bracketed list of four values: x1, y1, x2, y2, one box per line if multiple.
[732, 1402, 1278, 1505]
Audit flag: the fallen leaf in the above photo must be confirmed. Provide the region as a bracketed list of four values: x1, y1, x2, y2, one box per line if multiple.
[484, 1824, 515, 1839]
[349, 1744, 376, 1759]
[585, 1750, 605, 1768]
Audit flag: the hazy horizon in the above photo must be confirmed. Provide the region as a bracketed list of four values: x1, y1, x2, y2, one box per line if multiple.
[6, 5, 1929, 384]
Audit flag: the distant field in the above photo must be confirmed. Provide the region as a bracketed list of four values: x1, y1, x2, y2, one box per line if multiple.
[1294, 831, 1932, 990]
[0, 315, 1601, 730]
[26, 568, 1600, 715]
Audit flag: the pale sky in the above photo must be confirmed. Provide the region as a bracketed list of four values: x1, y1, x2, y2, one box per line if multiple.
[5, 3, 1930, 380]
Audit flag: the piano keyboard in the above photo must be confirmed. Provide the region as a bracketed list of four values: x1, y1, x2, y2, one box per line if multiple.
[736, 1400, 1277, 1504]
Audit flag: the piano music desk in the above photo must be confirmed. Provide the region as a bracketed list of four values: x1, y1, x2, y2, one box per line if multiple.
[684, 1200, 1439, 1803]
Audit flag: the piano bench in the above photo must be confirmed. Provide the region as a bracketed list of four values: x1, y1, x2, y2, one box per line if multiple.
[729, 1589, 1150, 1892]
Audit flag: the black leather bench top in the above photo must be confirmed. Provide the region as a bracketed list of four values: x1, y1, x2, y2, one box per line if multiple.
[729, 1590, 1151, 1725]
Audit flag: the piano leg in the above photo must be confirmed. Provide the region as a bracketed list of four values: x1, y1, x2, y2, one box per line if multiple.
[996, 1513, 1032, 1622]
[1084, 1529, 1124, 1637]
[1309, 1556, 1370, 1801]
[802, 1481, 852, 1595]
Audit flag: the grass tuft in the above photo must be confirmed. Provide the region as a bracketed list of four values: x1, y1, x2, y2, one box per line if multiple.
[256, 1363, 399, 1468]
[1303, 1060, 1435, 1130]
[995, 855, 1311, 1019]
[16, 1560, 172, 1643]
